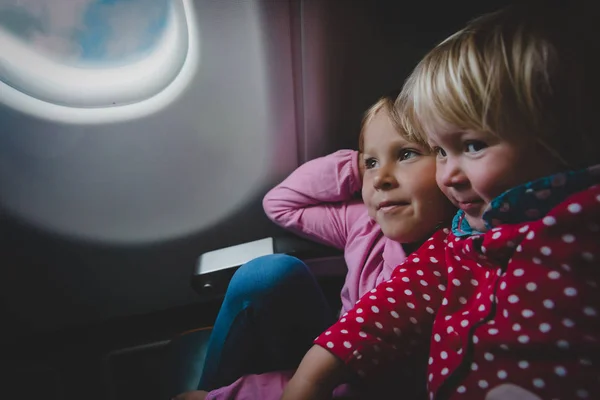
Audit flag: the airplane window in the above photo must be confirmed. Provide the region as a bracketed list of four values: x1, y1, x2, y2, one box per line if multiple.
[0, 0, 198, 122]
[0, 0, 170, 62]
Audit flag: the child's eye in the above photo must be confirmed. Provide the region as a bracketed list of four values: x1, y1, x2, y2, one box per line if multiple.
[364, 157, 377, 169]
[465, 141, 487, 153]
[434, 147, 447, 158]
[399, 149, 420, 161]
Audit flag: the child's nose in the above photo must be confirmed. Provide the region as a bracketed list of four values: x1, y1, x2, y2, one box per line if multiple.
[439, 161, 467, 187]
[373, 167, 399, 190]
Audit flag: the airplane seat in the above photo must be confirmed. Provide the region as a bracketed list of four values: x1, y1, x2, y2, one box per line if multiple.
[190, 234, 346, 301]
[162, 327, 213, 398]
[161, 235, 345, 397]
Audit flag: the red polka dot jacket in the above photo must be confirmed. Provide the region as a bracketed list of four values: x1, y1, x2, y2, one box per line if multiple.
[315, 167, 600, 399]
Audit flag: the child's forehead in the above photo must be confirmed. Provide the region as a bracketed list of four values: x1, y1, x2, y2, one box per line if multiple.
[424, 121, 464, 141]
[363, 107, 431, 151]
[426, 125, 497, 147]
[362, 109, 395, 141]
[362, 133, 412, 153]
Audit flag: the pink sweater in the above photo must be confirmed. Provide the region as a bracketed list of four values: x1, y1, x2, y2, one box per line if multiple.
[206, 150, 407, 400]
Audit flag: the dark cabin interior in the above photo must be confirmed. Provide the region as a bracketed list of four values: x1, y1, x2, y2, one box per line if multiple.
[0, 1, 521, 399]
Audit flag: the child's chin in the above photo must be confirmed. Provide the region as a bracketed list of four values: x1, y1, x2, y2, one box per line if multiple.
[382, 227, 418, 245]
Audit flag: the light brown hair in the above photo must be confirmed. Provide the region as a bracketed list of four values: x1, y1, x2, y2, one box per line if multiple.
[359, 89, 428, 153]
[397, 2, 600, 169]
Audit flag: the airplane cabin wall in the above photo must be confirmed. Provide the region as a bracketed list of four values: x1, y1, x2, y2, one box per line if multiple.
[0, 0, 511, 335]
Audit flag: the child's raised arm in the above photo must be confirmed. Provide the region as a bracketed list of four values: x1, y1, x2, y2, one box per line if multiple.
[263, 150, 363, 249]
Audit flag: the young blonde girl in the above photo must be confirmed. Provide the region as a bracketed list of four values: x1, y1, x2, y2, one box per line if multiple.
[283, 3, 600, 400]
[171, 92, 455, 400]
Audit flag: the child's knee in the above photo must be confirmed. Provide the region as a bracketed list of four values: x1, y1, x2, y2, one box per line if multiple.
[227, 254, 309, 300]
[238, 254, 308, 281]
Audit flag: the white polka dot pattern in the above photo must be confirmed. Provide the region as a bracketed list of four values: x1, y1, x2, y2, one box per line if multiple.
[314, 184, 600, 400]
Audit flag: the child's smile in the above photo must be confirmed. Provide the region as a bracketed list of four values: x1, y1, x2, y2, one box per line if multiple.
[428, 128, 562, 232]
[361, 109, 455, 243]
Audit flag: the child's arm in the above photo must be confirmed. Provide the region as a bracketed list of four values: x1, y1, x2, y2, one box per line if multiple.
[281, 346, 350, 400]
[263, 150, 363, 249]
[282, 229, 450, 400]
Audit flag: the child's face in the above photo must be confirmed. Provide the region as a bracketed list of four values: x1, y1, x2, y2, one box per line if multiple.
[428, 126, 561, 231]
[361, 110, 455, 244]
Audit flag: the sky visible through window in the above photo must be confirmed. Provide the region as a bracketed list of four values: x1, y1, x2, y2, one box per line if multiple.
[0, 0, 169, 64]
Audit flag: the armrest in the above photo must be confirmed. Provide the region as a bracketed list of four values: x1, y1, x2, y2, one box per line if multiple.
[191, 235, 344, 299]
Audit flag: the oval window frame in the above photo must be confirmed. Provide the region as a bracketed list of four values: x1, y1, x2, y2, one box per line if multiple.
[0, 0, 199, 124]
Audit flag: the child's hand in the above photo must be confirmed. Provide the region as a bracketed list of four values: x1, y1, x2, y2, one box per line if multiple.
[485, 384, 542, 400]
[172, 390, 209, 400]
[281, 345, 349, 400]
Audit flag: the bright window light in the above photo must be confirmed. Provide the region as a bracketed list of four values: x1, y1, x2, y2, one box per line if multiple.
[0, 0, 199, 124]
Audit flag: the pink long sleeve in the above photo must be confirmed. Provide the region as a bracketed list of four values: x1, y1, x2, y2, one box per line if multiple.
[205, 371, 359, 400]
[314, 230, 448, 378]
[263, 150, 362, 250]
[205, 149, 411, 400]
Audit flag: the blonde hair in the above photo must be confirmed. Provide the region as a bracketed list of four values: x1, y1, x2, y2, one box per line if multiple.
[397, 2, 600, 169]
[359, 90, 428, 153]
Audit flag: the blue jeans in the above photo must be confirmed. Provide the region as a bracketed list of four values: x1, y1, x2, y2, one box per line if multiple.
[197, 254, 336, 391]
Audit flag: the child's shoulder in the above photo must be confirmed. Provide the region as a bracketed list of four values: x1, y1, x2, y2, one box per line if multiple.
[400, 227, 451, 264]
[485, 183, 600, 267]
[545, 181, 600, 222]
[417, 227, 451, 249]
